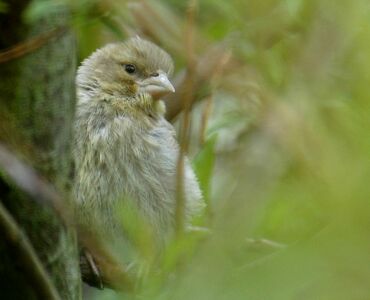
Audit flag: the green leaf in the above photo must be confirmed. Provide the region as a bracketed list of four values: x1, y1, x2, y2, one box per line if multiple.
[193, 134, 217, 207]
[0, 1, 8, 13]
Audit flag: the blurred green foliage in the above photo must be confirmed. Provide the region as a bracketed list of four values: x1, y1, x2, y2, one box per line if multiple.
[193, 134, 217, 208]
[0, 1, 8, 13]
[22, 0, 370, 299]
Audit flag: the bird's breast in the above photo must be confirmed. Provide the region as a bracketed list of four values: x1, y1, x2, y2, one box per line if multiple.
[75, 114, 179, 235]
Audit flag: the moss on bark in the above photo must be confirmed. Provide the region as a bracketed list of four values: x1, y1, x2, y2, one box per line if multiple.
[0, 1, 81, 299]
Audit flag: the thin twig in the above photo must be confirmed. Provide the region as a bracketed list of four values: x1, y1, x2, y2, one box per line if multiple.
[175, 0, 197, 235]
[0, 143, 71, 225]
[0, 27, 66, 64]
[0, 201, 61, 300]
[199, 95, 214, 145]
[165, 41, 232, 122]
[245, 238, 287, 250]
[128, 1, 184, 54]
[199, 45, 231, 144]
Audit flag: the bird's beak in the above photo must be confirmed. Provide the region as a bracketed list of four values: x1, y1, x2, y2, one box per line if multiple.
[138, 71, 175, 99]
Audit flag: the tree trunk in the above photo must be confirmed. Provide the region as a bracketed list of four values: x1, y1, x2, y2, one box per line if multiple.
[0, 0, 80, 299]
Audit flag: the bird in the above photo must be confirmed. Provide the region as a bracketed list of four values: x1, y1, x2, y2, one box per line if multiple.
[72, 36, 204, 259]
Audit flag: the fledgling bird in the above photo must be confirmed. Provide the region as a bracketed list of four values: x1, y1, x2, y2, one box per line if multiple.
[73, 37, 204, 254]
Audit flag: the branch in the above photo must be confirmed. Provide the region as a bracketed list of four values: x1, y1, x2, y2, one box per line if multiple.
[0, 200, 61, 300]
[0, 143, 71, 225]
[174, 0, 198, 235]
[0, 27, 66, 64]
[164, 41, 232, 122]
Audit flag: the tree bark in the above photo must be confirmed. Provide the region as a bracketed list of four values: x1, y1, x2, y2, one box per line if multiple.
[0, 1, 80, 299]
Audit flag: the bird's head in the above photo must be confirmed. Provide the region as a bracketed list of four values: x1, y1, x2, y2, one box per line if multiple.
[77, 37, 175, 101]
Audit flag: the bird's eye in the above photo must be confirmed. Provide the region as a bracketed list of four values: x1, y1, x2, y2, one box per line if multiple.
[124, 64, 136, 74]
